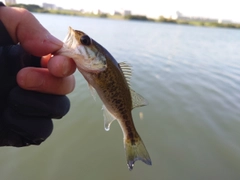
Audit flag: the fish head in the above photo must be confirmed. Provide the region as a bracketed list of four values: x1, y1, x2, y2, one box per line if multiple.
[62, 26, 107, 73]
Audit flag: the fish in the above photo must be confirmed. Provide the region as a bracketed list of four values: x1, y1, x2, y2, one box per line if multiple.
[57, 27, 152, 170]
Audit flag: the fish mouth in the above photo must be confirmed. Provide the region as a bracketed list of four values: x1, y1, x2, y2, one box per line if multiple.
[64, 26, 79, 49]
[61, 27, 107, 74]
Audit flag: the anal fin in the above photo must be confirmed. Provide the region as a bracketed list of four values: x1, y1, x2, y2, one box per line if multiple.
[102, 105, 116, 131]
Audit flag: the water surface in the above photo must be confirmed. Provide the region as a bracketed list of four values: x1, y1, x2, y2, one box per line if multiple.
[1, 13, 240, 180]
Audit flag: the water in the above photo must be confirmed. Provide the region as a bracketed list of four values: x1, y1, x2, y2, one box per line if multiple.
[1, 13, 240, 180]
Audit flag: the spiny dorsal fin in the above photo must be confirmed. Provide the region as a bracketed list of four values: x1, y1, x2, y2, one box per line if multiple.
[119, 62, 132, 86]
[102, 105, 116, 131]
[119, 62, 148, 109]
[130, 89, 148, 109]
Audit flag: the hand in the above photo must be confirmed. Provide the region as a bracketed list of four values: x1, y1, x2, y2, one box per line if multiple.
[0, 6, 76, 94]
[0, 5, 76, 147]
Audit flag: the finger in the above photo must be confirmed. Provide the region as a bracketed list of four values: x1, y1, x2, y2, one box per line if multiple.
[0, 6, 62, 56]
[9, 87, 70, 119]
[47, 55, 76, 77]
[41, 54, 52, 68]
[17, 67, 75, 95]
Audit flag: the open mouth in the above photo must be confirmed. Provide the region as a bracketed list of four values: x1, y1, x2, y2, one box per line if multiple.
[63, 27, 75, 48]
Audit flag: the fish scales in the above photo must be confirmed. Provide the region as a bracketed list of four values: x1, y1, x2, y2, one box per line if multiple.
[85, 53, 138, 141]
[57, 27, 152, 170]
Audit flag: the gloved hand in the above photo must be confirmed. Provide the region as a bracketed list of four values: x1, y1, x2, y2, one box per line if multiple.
[0, 45, 70, 147]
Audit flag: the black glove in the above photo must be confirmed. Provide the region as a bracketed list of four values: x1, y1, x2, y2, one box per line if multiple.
[0, 44, 70, 147]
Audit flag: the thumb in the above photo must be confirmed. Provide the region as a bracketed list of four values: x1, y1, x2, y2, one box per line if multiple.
[0, 6, 63, 56]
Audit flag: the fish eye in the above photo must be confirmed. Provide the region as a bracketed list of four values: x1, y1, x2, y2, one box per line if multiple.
[80, 35, 91, 46]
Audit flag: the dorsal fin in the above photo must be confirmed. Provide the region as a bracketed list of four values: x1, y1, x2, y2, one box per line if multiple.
[119, 62, 132, 86]
[130, 89, 148, 109]
[119, 62, 148, 109]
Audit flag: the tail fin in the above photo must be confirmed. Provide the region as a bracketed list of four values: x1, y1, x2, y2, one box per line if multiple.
[124, 137, 152, 170]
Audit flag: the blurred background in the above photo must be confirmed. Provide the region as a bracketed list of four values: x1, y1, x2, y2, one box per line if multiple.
[1, 1, 240, 180]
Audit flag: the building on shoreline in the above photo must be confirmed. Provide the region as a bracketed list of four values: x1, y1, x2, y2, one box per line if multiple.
[5, 0, 16, 5]
[110, 9, 132, 16]
[42, 3, 57, 10]
[171, 11, 232, 24]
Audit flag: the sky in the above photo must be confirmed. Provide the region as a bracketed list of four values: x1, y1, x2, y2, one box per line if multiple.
[15, 0, 240, 22]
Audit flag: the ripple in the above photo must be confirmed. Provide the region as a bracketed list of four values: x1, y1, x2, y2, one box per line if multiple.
[2, 14, 240, 180]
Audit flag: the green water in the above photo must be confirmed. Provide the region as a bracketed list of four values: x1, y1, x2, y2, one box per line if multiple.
[1, 13, 240, 180]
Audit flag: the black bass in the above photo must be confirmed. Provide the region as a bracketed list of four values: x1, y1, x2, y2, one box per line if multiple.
[57, 27, 152, 170]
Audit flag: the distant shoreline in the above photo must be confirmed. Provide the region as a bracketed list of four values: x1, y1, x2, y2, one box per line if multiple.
[8, 3, 240, 29]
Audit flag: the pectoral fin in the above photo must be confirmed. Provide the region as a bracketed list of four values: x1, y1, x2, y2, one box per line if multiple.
[102, 105, 116, 131]
[130, 89, 148, 109]
[88, 84, 96, 101]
